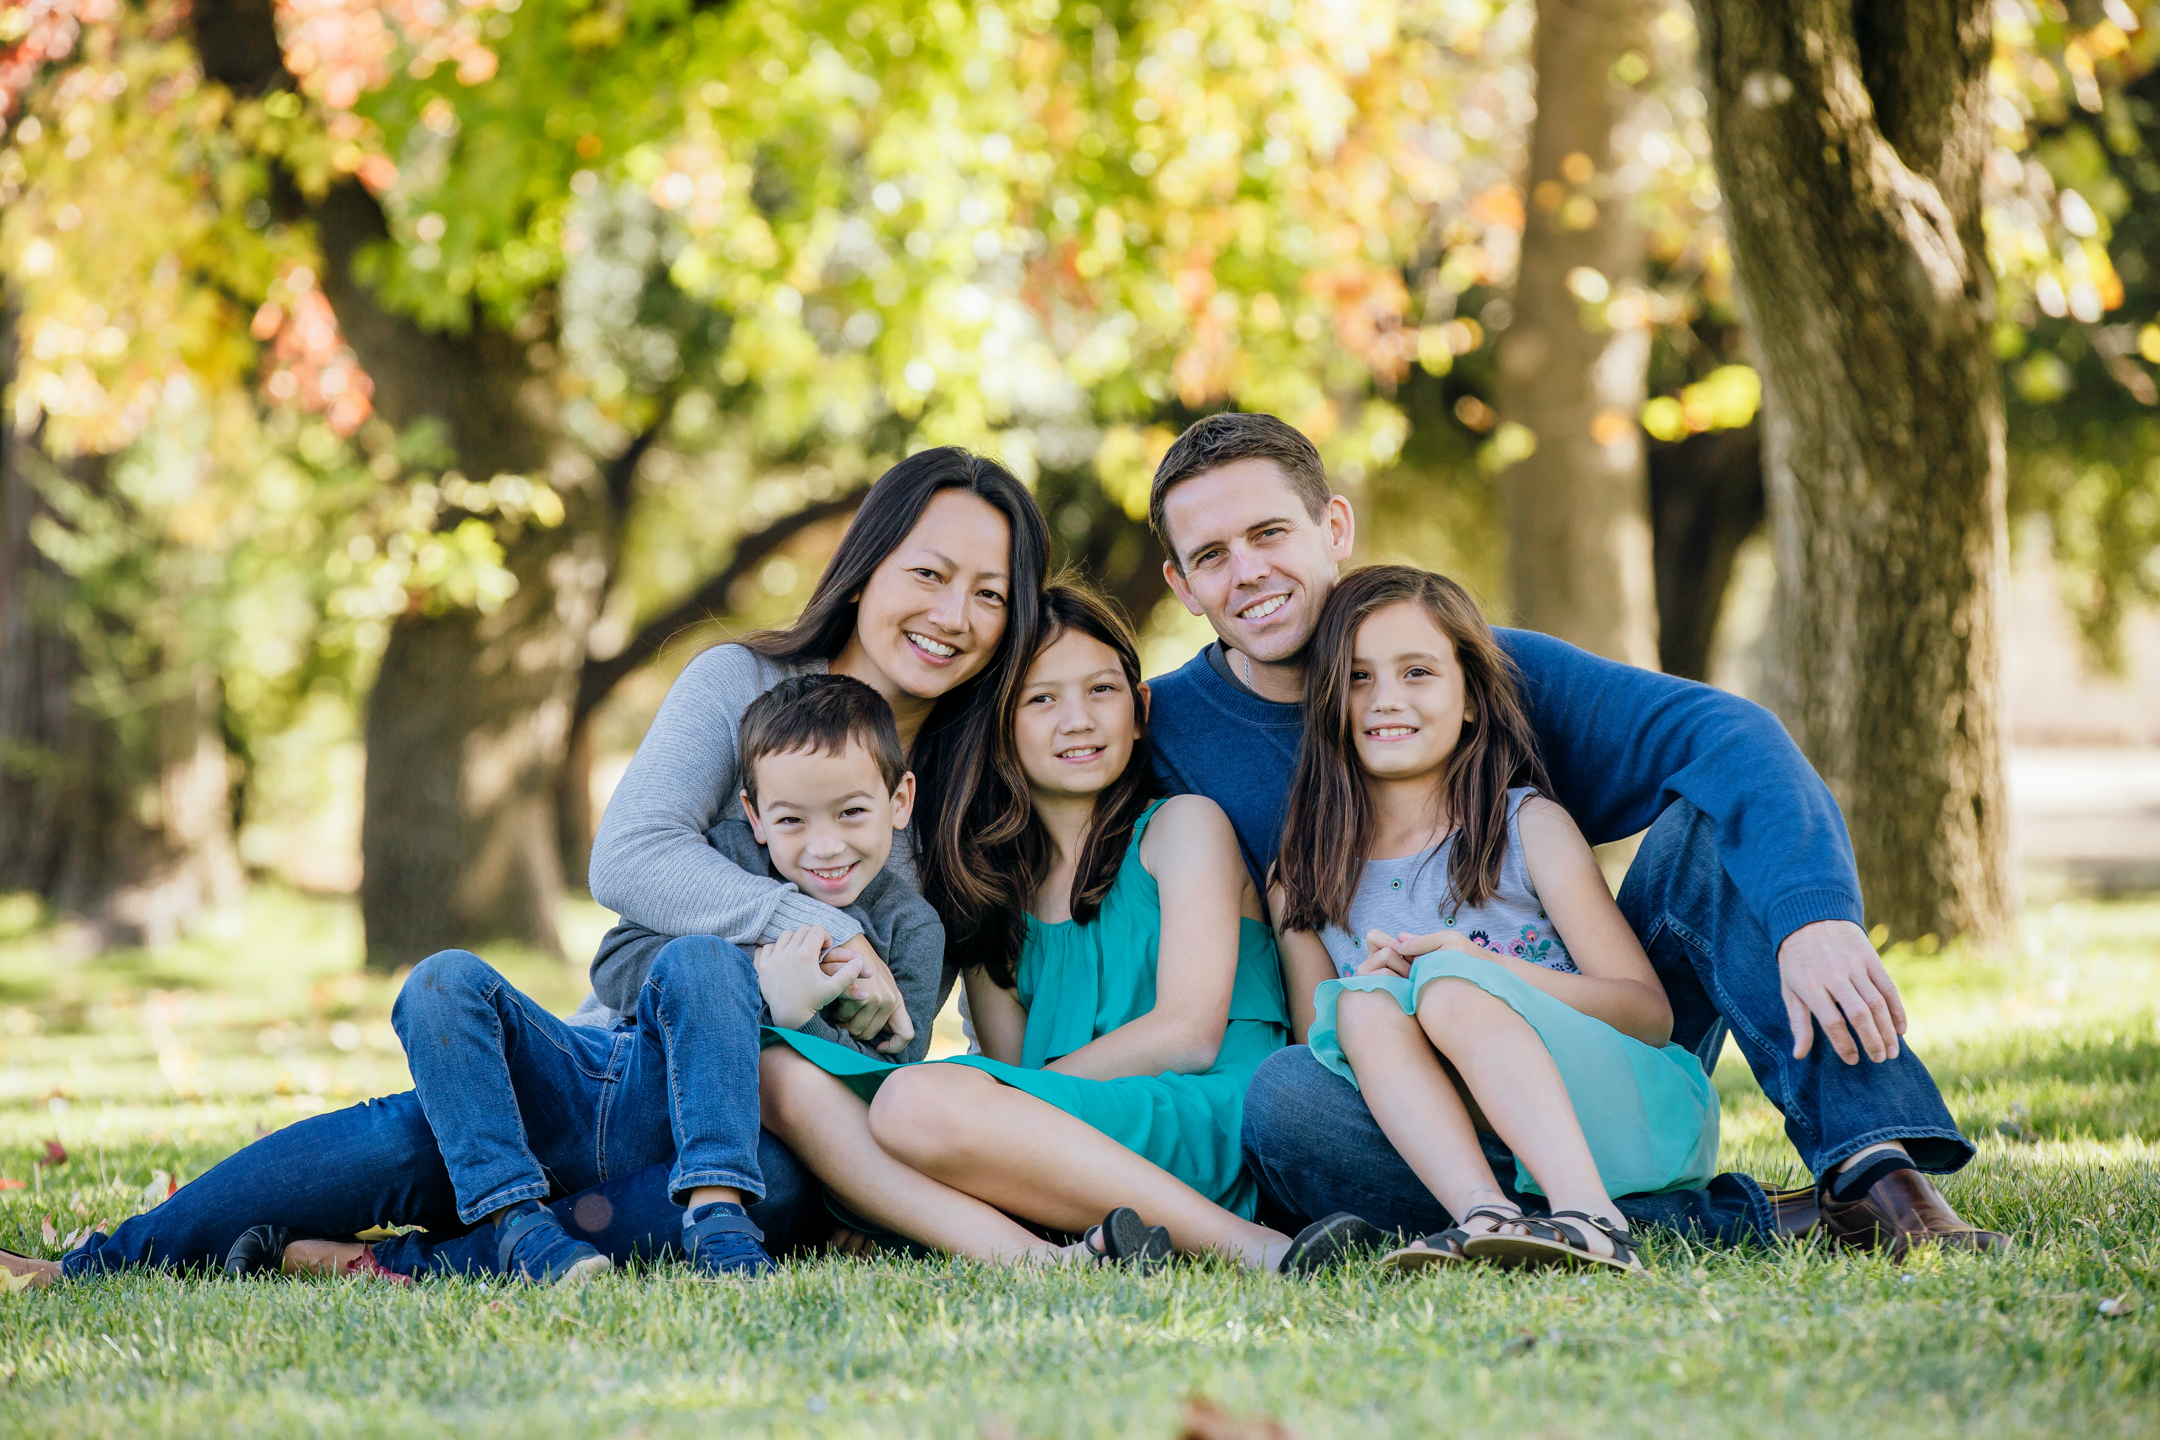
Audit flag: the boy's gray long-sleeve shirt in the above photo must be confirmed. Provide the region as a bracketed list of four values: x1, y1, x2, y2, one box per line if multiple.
[585, 643, 918, 950]
[571, 641, 946, 1060]
[572, 816, 951, 1063]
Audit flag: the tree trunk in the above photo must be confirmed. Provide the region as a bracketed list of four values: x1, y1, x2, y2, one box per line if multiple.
[190, 4, 613, 966]
[1495, 0, 1660, 667]
[1697, 0, 2014, 945]
[313, 186, 609, 968]
[1647, 424, 1765, 681]
[1, 296, 242, 943]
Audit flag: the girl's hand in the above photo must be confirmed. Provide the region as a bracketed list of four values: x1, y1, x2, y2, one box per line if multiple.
[1382, 928, 1498, 961]
[1355, 946, 1412, 978]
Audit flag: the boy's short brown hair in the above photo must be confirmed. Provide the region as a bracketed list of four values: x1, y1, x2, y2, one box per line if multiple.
[738, 674, 906, 809]
[1148, 412, 1333, 570]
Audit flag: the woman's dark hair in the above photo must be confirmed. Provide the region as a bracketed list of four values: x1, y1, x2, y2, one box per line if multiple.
[741, 447, 1051, 927]
[942, 579, 1158, 988]
[1275, 565, 1551, 935]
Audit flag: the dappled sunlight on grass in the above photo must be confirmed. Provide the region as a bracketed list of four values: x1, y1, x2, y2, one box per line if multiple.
[0, 893, 2153, 1438]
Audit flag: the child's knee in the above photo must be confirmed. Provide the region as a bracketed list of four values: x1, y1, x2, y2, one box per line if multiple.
[1413, 976, 1508, 1041]
[867, 1068, 974, 1165]
[1334, 987, 1416, 1050]
[391, 950, 496, 1033]
[648, 936, 755, 995]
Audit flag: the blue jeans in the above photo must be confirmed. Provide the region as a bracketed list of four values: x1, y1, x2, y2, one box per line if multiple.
[1617, 800, 1970, 1176]
[393, 939, 764, 1219]
[1240, 799, 1974, 1242]
[61, 1090, 825, 1280]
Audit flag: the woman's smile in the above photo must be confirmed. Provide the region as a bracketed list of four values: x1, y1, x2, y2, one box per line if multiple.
[906, 631, 960, 663]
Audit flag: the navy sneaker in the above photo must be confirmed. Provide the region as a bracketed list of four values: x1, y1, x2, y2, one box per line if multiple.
[496, 1201, 612, 1285]
[684, 1201, 776, 1279]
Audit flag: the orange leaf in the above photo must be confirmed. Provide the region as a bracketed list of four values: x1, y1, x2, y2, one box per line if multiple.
[0, 1179, 22, 1190]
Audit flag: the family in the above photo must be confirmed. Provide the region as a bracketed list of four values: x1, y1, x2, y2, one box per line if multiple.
[1, 412, 2006, 1289]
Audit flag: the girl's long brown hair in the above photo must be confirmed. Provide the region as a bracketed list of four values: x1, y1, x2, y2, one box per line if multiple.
[1275, 565, 1551, 935]
[937, 579, 1158, 989]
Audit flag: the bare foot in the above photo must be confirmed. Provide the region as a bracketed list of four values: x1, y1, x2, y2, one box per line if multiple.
[280, 1239, 369, 1276]
[0, 1247, 61, 1290]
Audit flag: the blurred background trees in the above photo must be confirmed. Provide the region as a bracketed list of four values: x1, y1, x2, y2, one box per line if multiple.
[2, 0, 2157, 963]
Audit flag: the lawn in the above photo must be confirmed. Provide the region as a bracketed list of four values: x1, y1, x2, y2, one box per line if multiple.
[0, 890, 2153, 1439]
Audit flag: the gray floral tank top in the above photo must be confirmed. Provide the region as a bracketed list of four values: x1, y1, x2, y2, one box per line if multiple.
[1317, 787, 1578, 978]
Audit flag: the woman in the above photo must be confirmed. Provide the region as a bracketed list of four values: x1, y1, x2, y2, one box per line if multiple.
[758, 583, 1348, 1271]
[1, 448, 1051, 1288]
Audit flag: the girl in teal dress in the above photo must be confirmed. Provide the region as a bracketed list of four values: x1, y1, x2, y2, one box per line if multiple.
[1272, 567, 1720, 1274]
[759, 584, 1303, 1267]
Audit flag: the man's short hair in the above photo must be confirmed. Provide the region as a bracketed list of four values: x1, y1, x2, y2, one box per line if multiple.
[738, 673, 905, 808]
[1148, 412, 1332, 570]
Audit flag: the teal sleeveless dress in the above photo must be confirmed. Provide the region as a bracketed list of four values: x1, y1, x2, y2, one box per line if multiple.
[762, 799, 1291, 1219]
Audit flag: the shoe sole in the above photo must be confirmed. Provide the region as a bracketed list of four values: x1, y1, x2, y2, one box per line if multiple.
[1459, 1234, 1640, 1275]
[1282, 1213, 1386, 1278]
[1378, 1243, 1470, 1272]
[551, 1253, 614, 1286]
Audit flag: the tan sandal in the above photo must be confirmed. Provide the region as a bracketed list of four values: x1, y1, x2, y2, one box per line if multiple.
[1460, 1210, 1644, 1274]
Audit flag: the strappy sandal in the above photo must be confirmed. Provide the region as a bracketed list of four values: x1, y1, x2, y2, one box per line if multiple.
[1379, 1204, 1523, 1272]
[1082, 1206, 1173, 1272]
[1460, 1209, 1645, 1275]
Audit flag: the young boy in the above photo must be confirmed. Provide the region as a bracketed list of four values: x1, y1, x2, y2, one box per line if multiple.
[390, 674, 947, 1282]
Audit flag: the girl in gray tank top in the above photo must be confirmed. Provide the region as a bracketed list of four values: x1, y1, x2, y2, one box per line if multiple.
[1273, 566, 1718, 1274]
[1316, 787, 1579, 979]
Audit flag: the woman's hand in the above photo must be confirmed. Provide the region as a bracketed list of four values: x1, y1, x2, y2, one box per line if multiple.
[821, 932, 914, 1055]
[755, 927, 868, 1031]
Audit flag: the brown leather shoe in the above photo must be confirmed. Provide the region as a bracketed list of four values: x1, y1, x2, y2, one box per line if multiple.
[1818, 1169, 2009, 1260]
[1763, 1184, 1820, 1240]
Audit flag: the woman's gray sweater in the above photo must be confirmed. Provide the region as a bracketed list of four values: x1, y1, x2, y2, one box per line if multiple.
[586, 643, 917, 947]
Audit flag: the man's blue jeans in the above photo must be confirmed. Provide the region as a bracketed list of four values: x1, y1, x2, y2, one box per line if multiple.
[1241, 799, 1974, 1242]
[392, 937, 763, 1219]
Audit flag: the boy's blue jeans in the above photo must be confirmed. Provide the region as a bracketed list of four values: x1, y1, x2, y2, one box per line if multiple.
[1241, 799, 1975, 1243]
[59, 1099, 827, 1280]
[393, 937, 763, 1220]
[64, 934, 821, 1279]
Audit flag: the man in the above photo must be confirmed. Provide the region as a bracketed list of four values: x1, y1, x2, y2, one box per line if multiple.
[1143, 411, 2002, 1257]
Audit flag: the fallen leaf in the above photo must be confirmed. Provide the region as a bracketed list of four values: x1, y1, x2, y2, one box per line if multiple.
[0, 1179, 22, 1191]
[0, 1270, 35, 1296]
[2097, 1293, 2138, 1317]
[39, 1216, 56, 1248]
[1180, 1397, 1303, 1440]
[40, 1140, 65, 1167]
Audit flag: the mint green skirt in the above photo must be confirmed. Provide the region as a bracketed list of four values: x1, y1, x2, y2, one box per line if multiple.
[1309, 953, 1719, 1198]
[762, 1020, 1280, 1220]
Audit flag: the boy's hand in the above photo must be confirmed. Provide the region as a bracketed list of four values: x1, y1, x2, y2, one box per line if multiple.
[756, 926, 867, 1031]
[821, 933, 913, 1054]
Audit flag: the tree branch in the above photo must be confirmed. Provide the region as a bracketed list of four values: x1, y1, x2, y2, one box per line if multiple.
[573, 489, 866, 725]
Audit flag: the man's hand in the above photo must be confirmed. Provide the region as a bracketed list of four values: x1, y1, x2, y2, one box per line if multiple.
[755, 927, 866, 1031]
[821, 932, 915, 1055]
[1778, 919, 1907, 1064]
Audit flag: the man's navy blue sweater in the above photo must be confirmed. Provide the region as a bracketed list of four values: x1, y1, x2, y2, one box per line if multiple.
[1147, 631, 1864, 950]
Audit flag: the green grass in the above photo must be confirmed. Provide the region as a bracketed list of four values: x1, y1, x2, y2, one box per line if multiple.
[0, 890, 2154, 1438]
